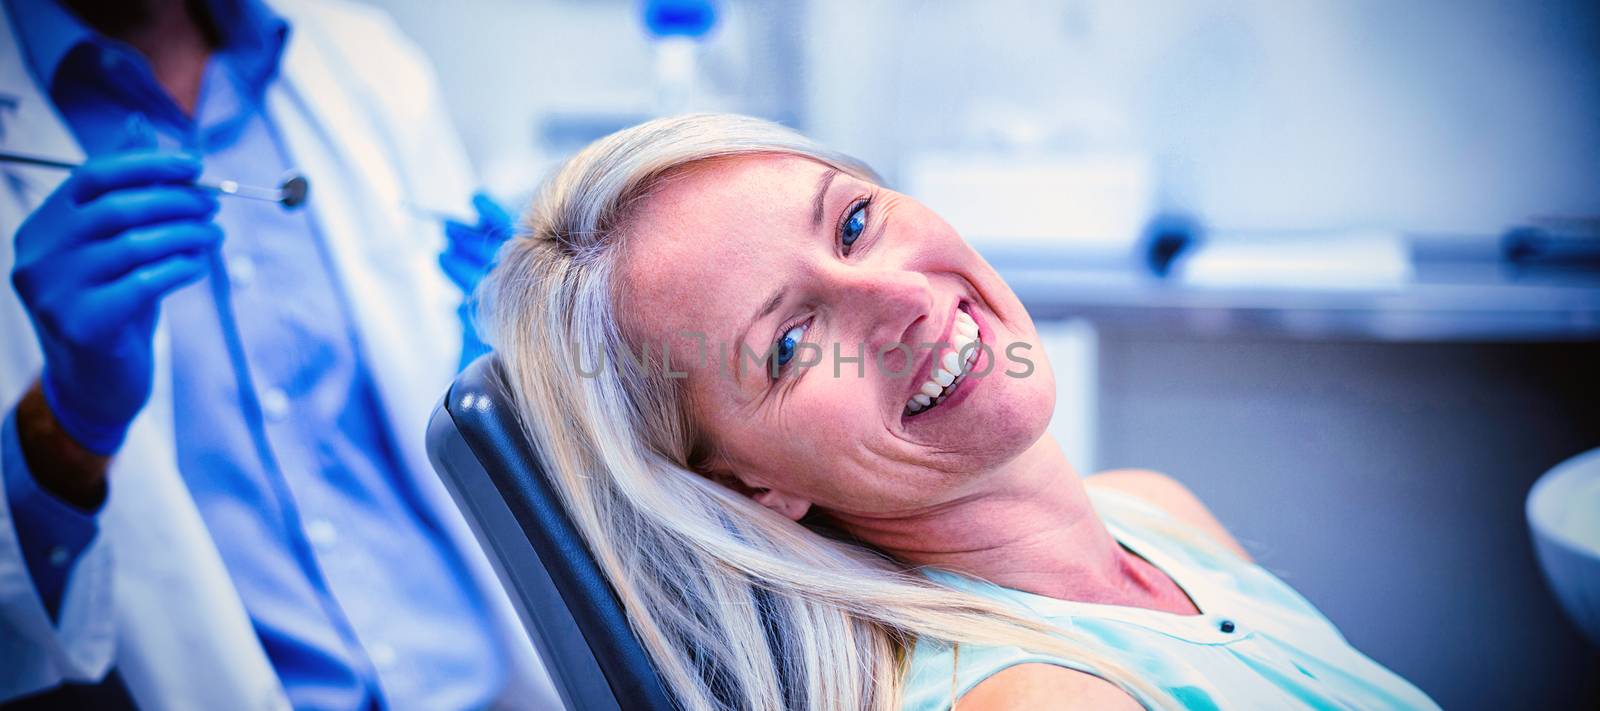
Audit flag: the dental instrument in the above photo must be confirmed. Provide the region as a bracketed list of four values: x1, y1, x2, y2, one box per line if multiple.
[0, 149, 310, 209]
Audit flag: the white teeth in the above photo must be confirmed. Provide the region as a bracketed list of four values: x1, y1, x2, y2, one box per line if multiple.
[955, 312, 978, 338]
[905, 307, 984, 416]
[940, 351, 962, 375]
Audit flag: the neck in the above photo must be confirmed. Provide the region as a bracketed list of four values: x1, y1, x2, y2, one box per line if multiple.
[833, 434, 1197, 613]
[67, 0, 214, 115]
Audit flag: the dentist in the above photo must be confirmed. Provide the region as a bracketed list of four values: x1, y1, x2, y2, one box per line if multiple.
[0, 0, 555, 708]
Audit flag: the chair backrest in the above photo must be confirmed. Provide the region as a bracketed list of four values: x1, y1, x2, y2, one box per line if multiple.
[426, 356, 677, 711]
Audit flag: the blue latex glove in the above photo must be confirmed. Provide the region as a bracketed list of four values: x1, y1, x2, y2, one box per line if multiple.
[11, 119, 222, 454]
[440, 192, 512, 368]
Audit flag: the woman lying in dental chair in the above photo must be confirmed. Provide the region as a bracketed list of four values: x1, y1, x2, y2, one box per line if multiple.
[477, 114, 1437, 711]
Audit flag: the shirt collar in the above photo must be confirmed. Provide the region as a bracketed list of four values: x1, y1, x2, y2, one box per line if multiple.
[4, 0, 95, 91]
[208, 0, 290, 94]
[4, 0, 289, 96]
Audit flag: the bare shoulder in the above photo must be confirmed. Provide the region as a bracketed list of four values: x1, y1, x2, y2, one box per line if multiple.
[1084, 469, 1252, 562]
[957, 663, 1141, 710]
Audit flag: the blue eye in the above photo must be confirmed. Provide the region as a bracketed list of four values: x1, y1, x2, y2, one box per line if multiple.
[772, 321, 809, 374]
[841, 199, 869, 253]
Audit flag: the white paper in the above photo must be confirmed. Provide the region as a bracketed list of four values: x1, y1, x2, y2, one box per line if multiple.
[1175, 230, 1414, 291]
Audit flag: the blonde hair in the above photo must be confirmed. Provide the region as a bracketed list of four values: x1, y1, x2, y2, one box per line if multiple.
[480, 113, 1170, 710]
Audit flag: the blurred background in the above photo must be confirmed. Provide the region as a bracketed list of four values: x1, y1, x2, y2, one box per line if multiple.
[367, 0, 1600, 707]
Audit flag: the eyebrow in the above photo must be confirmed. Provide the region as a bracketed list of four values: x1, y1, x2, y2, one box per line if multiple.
[727, 167, 841, 389]
[733, 289, 786, 387]
[812, 168, 840, 229]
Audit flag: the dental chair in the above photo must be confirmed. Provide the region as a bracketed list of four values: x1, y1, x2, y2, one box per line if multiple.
[426, 356, 676, 711]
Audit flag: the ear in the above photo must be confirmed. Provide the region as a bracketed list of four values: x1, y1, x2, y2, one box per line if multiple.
[750, 487, 813, 522]
[696, 447, 814, 522]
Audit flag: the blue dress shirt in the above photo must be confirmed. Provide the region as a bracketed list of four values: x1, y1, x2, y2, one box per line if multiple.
[2, 1, 503, 709]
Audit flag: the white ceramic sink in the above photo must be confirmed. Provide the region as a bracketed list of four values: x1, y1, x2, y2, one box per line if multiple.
[1527, 447, 1600, 647]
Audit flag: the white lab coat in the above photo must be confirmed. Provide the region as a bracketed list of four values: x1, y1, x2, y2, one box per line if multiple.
[0, 1, 558, 708]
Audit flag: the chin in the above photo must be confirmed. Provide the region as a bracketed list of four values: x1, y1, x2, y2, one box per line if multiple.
[916, 335, 1057, 470]
[986, 348, 1057, 461]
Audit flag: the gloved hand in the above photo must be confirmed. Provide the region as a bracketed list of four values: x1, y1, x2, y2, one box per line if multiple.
[440, 191, 513, 368]
[11, 120, 221, 455]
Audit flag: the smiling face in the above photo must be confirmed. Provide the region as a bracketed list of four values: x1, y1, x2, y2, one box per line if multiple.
[617, 154, 1056, 520]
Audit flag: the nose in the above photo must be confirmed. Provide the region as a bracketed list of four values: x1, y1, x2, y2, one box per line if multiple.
[830, 265, 934, 355]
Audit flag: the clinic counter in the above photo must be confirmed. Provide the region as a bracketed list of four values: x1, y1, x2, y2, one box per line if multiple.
[991, 259, 1600, 343]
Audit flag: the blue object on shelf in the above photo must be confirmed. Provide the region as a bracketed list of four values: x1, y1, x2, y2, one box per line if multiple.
[1503, 226, 1600, 269]
[1141, 212, 1201, 278]
[642, 0, 718, 39]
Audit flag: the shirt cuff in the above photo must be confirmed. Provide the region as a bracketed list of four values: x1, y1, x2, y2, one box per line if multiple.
[3, 406, 102, 622]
